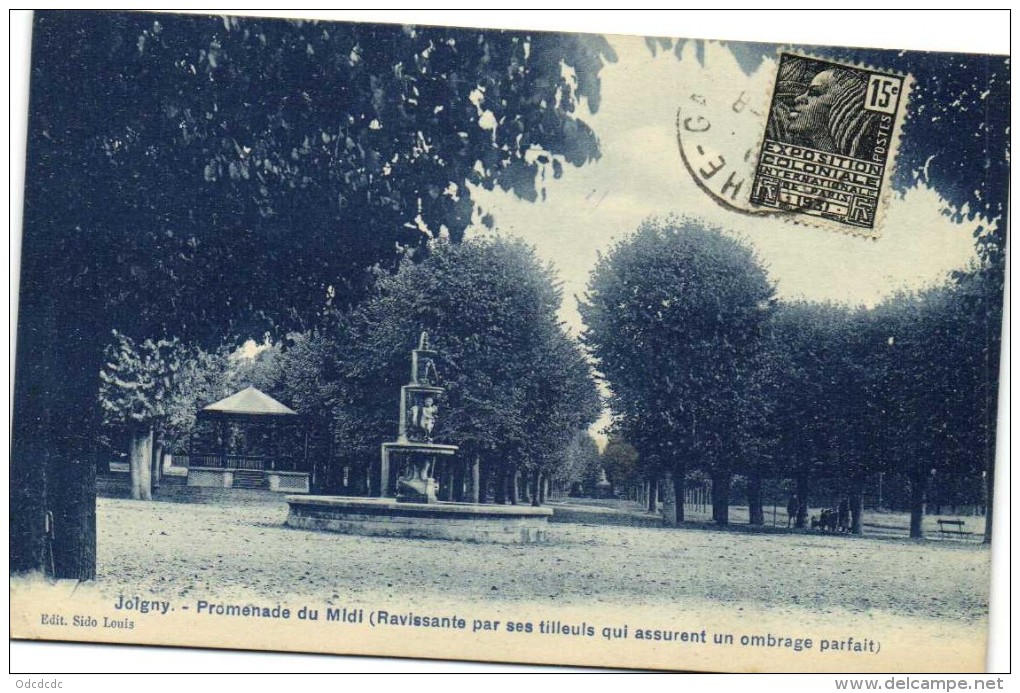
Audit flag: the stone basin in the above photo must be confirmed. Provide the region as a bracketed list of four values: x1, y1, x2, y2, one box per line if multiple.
[285, 495, 553, 544]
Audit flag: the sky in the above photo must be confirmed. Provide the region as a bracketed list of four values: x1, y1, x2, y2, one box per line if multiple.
[466, 36, 988, 335]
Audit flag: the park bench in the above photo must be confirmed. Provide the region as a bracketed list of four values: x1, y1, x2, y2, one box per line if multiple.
[937, 519, 972, 538]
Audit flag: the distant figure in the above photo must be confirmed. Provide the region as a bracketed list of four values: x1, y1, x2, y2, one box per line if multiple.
[786, 495, 800, 528]
[837, 497, 851, 533]
[812, 508, 841, 533]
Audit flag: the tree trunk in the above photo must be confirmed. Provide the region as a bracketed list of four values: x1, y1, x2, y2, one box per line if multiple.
[303, 425, 314, 493]
[318, 434, 332, 494]
[441, 460, 455, 501]
[646, 477, 657, 513]
[351, 463, 368, 496]
[711, 471, 731, 525]
[151, 440, 163, 492]
[51, 453, 97, 581]
[452, 459, 465, 502]
[520, 468, 531, 504]
[748, 467, 764, 526]
[129, 426, 153, 501]
[671, 467, 685, 524]
[494, 464, 506, 504]
[531, 470, 542, 507]
[10, 436, 49, 575]
[538, 473, 547, 504]
[850, 478, 864, 535]
[11, 131, 102, 579]
[433, 460, 443, 498]
[450, 461, 462, 502]
[508, 467, 519, 505]
[795, 472, 810, 529]
[440, 463, 452, 502]
[15, 422, 99, 580]
[909, 470, 928, 539]
[850, 489, 864, 535]
[362, 462, 372, 496]
[469, 456, 481, 504]
[478, 459, 490, 504]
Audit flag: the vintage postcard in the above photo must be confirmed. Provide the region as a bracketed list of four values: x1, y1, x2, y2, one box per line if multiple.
[9, 11, 1009, 674]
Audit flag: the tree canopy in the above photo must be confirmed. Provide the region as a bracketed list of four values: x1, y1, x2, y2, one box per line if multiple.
[13, 10, 616, 577]
[581, 213, 1001, 536]
[24, 11, 617, 345]
[580, 218, 776, 523]
[331, 237, 599, 476]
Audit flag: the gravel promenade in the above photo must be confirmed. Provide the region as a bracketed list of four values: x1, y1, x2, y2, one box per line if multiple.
[95, 495, 991, 623]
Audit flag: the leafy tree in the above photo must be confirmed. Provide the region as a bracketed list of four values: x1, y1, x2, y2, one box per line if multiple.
[514, 326, 601, 504]
[268, 331, 352, 493]
[770, 302, 898, 533]
[871, 279, 1000, 539]
[553, 430, 603, 496]
[581, 217, 776, 525]
[298, 236, 599, 503]
[98, 332, 182, 500]
[157, 345, 233, 454]
[735, 340, 781, 526]
[12, 11, 615, 577]
[769, 303, 848, 526]
[829, 308, 892, 534]
[225, 342, 288, 395]
[600, 437, 639, 492]
[98, 332, 180, 431]
[610, 410, 671, 512]
[949, 270, 1003, 544]
[770, 282, 998, 539]
[98, 333, 243, 497]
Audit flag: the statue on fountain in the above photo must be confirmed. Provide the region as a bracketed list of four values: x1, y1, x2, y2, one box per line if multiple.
[408, 396, 438, 443]
[396, 454, 438, 504]
[380, 331, 457, 504]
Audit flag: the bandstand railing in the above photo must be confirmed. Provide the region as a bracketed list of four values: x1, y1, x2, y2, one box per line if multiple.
[181, 454, 299, 472]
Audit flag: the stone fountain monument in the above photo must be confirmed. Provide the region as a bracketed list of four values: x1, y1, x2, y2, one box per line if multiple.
[379, 331, 457, 504]
[285, 331, 551, 543]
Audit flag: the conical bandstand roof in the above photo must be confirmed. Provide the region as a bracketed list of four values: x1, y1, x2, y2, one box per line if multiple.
[201, 386, 298, 417]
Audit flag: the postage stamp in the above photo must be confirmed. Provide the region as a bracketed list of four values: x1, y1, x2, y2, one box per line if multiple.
[748, 53, 910, 234]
